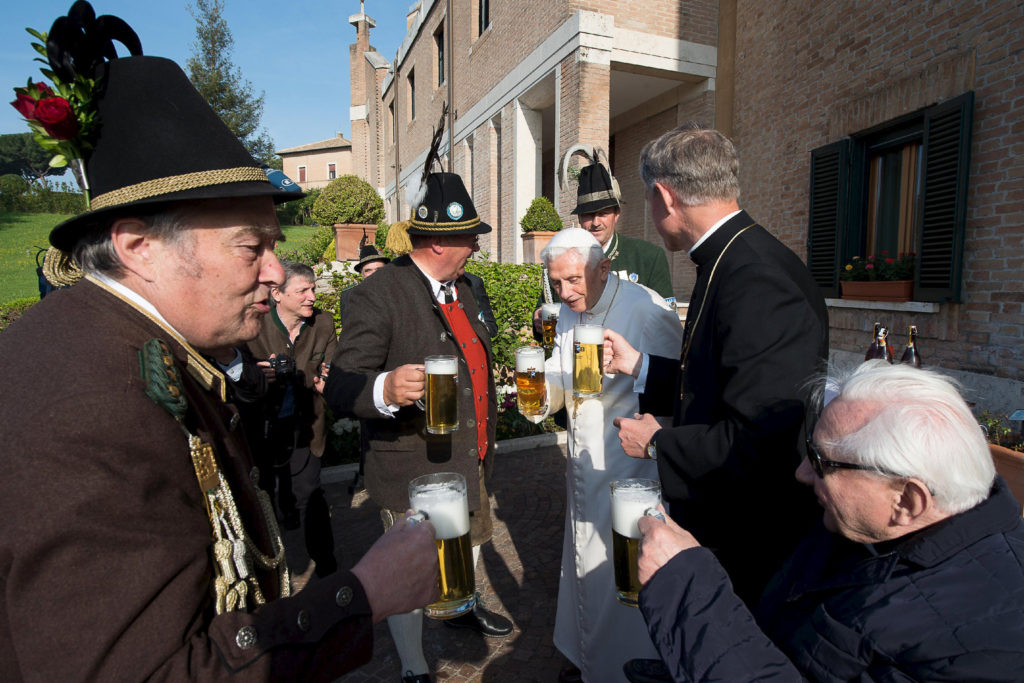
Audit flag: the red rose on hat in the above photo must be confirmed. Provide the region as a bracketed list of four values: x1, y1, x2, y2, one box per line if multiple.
[33, 97, 78, 140]
[10, 92, 39, 119]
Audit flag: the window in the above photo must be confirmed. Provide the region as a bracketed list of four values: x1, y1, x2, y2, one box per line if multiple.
[807, 92, 973, 302]
[327, 163, 336, 180]
[407, 69, 416, 121]
[434, 25, 445, 87]
[297, 165, 306, 184]
[479, 0, 490, 35]
[388, 102, 396, 145]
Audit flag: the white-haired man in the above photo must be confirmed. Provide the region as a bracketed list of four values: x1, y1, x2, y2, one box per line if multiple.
[627, 361, 1024, 682]
[523, 228, 682, 683]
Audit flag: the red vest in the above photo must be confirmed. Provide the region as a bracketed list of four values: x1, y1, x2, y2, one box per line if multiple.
[439, 300, 489, 460]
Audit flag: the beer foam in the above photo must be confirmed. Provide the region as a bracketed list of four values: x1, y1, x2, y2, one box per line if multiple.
[541, 303, 561, 319]
[425, 356, 458, 375]
[574, 324, 604, 345]
[611, 487, 661, 538]
[411, 488, 471, 539]
[515, 347, 545, 373]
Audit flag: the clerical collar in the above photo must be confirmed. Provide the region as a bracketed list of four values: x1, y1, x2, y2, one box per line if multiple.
[688, 209, 742, 256]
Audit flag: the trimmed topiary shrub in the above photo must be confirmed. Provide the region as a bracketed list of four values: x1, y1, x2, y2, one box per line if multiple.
[519, 196, 563, 233]
[311, 175, 385, 227]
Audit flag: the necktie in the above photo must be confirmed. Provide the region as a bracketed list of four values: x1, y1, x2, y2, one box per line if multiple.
[442, 282, 454, 304]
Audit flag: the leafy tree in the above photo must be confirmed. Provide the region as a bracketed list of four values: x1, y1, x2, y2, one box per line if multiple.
[0, 133, 62, 183]
[186, 0, 276, 165]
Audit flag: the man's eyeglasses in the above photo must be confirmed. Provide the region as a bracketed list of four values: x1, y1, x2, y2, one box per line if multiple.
[805, 438, 894, 479]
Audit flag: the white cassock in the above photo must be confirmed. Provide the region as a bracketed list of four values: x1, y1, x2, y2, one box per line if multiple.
[527, 276, 683, 682]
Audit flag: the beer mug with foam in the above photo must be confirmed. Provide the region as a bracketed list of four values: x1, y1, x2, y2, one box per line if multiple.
[424, 355, 458, 434]
[514, 346, 546, 417]
[540, 303, 560, 348]
[573, 324, 604, 398]
[610, 478, 661, 606]
[409, 472, 476, 618]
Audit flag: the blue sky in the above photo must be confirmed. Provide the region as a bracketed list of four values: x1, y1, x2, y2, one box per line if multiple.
[1, 0, 410, 151]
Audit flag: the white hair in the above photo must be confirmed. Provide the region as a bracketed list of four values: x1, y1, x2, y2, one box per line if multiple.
[823, 360, 995, 514]
[540, 227, 606, 269]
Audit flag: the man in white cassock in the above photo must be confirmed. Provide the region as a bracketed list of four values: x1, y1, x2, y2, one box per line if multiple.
[522, 228, 683, 682]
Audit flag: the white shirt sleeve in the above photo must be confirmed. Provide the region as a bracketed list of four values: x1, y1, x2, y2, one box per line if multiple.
[373, 371, 400, 417]
[633, 353, 651, 394]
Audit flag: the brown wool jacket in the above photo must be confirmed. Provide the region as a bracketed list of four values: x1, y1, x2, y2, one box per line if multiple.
[0, 279, 372, 681]
[247, 304, 338, 457]
[324, 254, 498, 513]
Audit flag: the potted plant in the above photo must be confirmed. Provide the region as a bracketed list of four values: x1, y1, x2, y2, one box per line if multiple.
[311, 175, 386, 261]
[979, 411, 1024, 508]
[520, 196, 563, 263]
[839, 251, 915, 301]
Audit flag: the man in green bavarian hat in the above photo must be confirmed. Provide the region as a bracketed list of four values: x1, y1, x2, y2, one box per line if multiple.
[0, 3, 439, 679]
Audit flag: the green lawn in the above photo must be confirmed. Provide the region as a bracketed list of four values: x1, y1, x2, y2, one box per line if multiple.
[0, 212, 68, 304]
[0, 211, 314, 304]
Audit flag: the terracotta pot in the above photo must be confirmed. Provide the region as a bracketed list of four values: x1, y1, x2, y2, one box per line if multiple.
[840, 280, 913, 302]
[333, 223, 378, 261]
[521, 230, 559, 264]
[990, 444, 1024, 513]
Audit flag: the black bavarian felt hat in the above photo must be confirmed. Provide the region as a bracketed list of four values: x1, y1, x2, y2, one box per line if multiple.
[39, 4, 302, 251]
[572, 163, 621, 215]
[407, 172, 491, 237]
[355, 244, 389, 272]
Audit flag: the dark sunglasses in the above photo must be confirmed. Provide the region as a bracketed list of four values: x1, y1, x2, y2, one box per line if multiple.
[805, 438, 893, 479]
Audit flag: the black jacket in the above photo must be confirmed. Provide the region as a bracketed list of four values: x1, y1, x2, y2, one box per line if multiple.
[644, 211, 829, 603]
[640, 477, 1024, 681]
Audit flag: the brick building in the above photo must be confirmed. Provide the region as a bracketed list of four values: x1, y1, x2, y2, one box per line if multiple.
[276, 134, 353, 190]
[349, 0, 1024, 412]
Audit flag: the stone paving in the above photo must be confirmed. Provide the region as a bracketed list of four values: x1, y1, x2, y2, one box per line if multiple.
[285, 437, 571, 683]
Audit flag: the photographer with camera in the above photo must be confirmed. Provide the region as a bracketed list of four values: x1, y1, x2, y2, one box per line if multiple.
[248, 261, 339, 578]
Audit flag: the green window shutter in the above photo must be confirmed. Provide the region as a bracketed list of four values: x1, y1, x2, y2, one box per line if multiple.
[915, 91, 974, 302]
[807, 138, 850, 297]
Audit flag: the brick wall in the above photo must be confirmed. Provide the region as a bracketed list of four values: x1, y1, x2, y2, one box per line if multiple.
[733, 0, 1024, 382]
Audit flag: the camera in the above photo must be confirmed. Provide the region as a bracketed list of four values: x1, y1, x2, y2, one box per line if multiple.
[268, 354, 297, 380]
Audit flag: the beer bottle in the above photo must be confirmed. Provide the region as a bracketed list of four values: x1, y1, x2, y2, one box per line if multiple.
[864, 322, 881, 361]
[865, 325, 893, 363]
[900, 325, 922, 367]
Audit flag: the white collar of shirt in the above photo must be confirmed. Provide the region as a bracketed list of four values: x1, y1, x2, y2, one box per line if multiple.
[410, 257, 457, 303]
[89, 271, 190, 346]
[688, 209, 743, 255]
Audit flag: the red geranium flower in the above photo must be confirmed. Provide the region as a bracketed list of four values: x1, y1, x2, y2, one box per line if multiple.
[886, 257, 894, 264]
[33, 97, 78, 140]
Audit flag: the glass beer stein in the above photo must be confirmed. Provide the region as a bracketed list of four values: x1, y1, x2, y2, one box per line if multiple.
[514, 346, 546, 417]
[541, 303, 560, 348]
[573, 324, 604, 398]
[610, 478, 661, 606]
[409, 472, 476, 618]
[424, 355, 458, 434]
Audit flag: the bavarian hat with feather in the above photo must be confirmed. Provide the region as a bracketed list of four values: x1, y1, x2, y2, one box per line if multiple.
[355, 244, 389, 272]
[572, 148, 621, 215]
[405, 104, 491, 237]
[30, 2, 302, 252]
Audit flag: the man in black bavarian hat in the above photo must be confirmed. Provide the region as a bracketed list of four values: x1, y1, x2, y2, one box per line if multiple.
[0, 3, 439, 679]
[338, 243, 390, 324]
[325, 165, 513, 683]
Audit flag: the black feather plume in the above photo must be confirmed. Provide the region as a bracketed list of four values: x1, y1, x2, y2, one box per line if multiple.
[407, 102, 449, 209]
[47, 1, 143, 83]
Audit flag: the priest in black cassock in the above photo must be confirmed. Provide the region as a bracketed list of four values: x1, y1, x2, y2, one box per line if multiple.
[606, 124, 829, 612]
